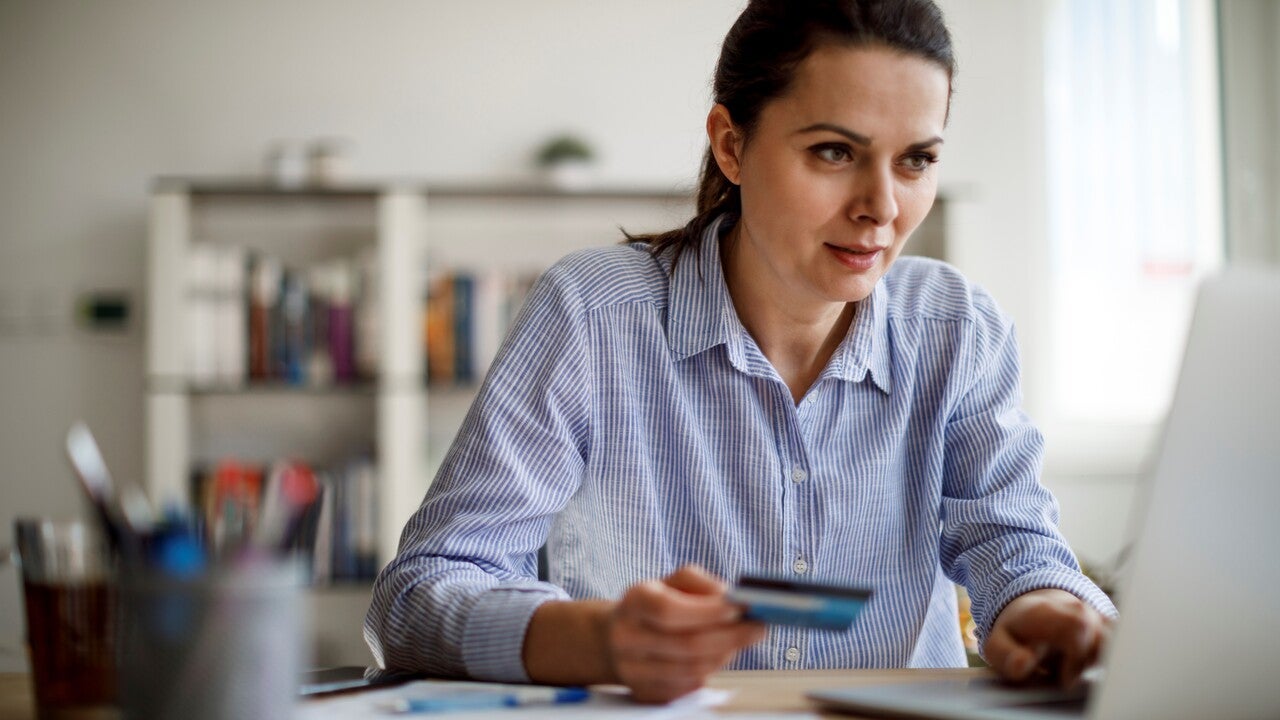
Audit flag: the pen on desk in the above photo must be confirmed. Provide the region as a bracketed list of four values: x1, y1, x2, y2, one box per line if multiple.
[388, 687, 590, 714]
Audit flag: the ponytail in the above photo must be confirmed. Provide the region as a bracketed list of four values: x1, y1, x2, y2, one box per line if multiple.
[624, 147, 740, 268]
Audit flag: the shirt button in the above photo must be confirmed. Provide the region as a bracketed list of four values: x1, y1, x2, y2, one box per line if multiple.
[791, 467, 807, 483]
[785, 646, 801, 663]
[792, 557, 809, 575]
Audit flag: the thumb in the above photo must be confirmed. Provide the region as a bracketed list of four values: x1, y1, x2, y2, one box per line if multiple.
[663, 564, 728, 596]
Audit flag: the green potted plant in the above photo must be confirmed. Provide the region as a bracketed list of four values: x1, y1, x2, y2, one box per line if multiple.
[534, 133, 596, 190]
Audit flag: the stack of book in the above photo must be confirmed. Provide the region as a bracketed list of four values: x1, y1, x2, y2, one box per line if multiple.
[185, 243, 379, 388]
[190, 455, 379, 584]
[423, 269, 540, 386]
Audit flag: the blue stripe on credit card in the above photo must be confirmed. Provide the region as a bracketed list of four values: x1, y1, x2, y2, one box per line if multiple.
[727, 575, 874, 631]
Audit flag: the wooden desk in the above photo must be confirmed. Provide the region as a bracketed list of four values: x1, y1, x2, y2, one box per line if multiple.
[0, 668, 986, 718]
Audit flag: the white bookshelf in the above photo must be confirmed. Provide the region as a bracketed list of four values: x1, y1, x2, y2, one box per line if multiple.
[145, 180, 428, 570]
[144, 178, 694, 574]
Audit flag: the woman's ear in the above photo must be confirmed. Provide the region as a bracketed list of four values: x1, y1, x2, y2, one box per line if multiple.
[706, 104, 744, 185]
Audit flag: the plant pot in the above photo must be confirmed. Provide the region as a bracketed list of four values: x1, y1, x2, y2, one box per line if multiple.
[542, 161, 595, 191]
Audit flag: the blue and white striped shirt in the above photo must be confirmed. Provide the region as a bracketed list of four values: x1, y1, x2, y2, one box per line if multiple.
[365, 215, 1116, 681]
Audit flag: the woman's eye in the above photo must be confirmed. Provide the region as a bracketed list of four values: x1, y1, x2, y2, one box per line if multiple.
[813, 145, 852, 163]
[902, 153, 938, 172]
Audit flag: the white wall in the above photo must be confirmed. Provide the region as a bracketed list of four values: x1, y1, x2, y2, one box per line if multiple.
[936, 0, 1050, 413]
[0, 0, 1132, 670]
[1220, 0, 1280, 265]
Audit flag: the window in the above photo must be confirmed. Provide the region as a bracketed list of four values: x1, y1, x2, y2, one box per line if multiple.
[1044, 0, 1222, 423]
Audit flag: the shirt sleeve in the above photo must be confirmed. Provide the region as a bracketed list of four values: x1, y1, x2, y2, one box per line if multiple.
[364, 260, 592, 681]
[937, 298, 1117, 651]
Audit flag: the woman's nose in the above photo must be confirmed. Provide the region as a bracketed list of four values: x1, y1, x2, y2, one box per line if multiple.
[848, 165, 898, 227]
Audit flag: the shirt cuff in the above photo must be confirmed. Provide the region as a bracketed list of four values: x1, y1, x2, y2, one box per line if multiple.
[461, 584, 569, 682]
[979, 568, 1119, 647]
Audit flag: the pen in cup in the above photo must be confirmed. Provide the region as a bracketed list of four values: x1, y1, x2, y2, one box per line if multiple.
[387, 687, 590, 714]
[65, 421, 155, 561]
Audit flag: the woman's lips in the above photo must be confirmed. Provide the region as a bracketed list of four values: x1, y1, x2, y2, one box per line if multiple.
[825, 243, 885, 271]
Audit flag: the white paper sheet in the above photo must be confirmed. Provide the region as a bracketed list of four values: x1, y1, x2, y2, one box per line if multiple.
[297, 680, 732, 719]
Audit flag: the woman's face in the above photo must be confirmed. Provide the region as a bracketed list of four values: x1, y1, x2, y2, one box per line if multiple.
[715, 43, 950, 310]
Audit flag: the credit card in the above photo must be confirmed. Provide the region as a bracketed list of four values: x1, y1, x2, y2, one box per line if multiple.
[727, 574, 873, 631]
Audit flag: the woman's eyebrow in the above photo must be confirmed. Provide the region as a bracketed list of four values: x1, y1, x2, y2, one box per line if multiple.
[796, 122, 943, 151]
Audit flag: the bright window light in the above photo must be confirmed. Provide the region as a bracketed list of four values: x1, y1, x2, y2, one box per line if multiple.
[1045, 0, 1223, 423]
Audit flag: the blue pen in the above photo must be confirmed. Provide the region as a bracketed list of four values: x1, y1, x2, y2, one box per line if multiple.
[389, 687, 590, 714]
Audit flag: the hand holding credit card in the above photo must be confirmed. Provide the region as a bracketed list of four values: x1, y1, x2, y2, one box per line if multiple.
[726, 574, 874, 631]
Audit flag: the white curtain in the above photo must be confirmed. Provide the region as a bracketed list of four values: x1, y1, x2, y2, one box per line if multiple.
[1044, 0, 1222, 422]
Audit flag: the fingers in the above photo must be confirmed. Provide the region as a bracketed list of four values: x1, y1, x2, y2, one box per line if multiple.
[627, 673, 707, 705]
[616, 568, 739, 633]
[609, 566, 767, 704]
[986, 589, 1110, 688]
[614, 624, 765, 705]
[614, 619, 767, 663]
[615, 635, 748, 685]
[1060, 615, 1111, 686]
[663, 564, 728, 595]
[985, 626, 1048, 682]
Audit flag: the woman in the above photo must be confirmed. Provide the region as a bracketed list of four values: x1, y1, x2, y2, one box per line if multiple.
[366, 0, 1116, 703]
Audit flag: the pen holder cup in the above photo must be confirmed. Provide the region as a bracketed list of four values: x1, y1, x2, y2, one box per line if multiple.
[116, 559, 307, 720]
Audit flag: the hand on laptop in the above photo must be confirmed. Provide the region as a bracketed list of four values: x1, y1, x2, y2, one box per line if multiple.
[985, 588, 1112, 689]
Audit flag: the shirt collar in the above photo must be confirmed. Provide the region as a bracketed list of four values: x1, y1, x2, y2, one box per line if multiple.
[825, 280, 893, 394]
[665, 213, 893, 394]
[666, 214, 741, 363]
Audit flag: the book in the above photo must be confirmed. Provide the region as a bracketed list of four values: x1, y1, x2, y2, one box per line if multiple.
[306, 263, 335, 387]
[452, 274, 474, 384]
[189, 456, 376, 583]
[471, 270, 508, 381]
[422, 269, 542, 385]
[328, 260, 356, 384]
[215, 245, 248, 387]
[355, 247, 380, 381]
[249, 254, 282, 381]
[425, 272, 455, 384]
[280, 269, 309, 385]
[187, 243, 218, 387]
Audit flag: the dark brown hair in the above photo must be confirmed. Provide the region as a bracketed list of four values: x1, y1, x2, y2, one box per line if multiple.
[628, 0, 955, 265]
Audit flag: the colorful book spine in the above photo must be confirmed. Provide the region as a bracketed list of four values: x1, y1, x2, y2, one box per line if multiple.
[190, 455, 378, 583]
[423, 269, 541, 386]
[425, 272, 455, 384]
[355, 248, 380, 381]
[216, 245, 248, 386]
[280, 270, 308, 385]
[306, 264, 334, 387]
[249, 254, 281, 381]
[327, 260, 355, 383]
[452, 274, 474, 384]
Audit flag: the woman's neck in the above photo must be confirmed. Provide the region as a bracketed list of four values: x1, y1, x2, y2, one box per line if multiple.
[721, 225, 855, 404]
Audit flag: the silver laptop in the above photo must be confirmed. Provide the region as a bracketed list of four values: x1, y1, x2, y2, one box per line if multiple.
[809, 269, 1280, 720]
